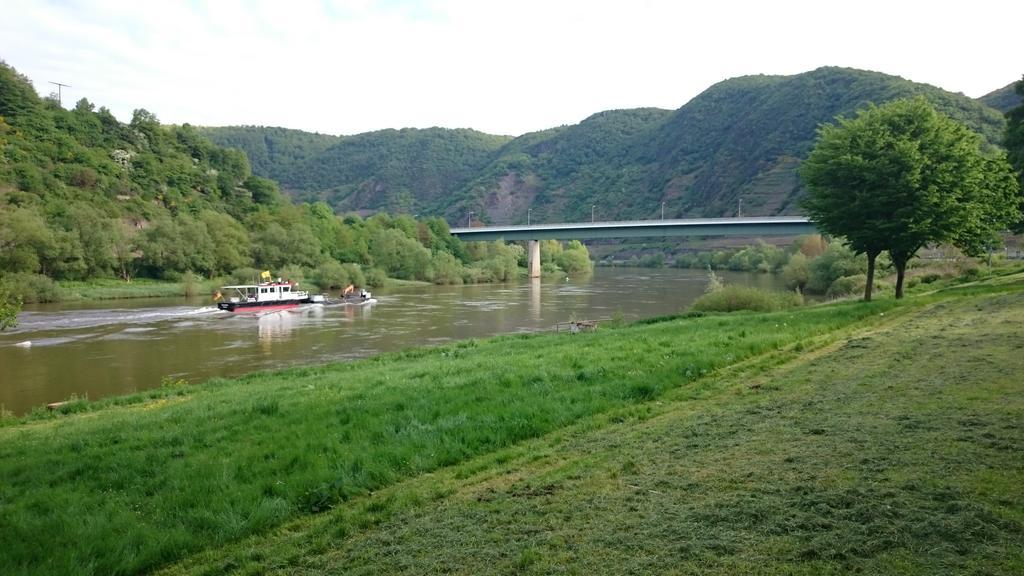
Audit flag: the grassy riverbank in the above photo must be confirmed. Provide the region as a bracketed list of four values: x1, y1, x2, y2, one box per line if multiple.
[2, 278, 1022, 575]
[56, 278, 216, 301]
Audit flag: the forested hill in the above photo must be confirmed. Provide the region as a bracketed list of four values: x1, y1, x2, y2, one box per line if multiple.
[200, 126, 512, 216]
[978, 80, 1023, 114]
[204, 67, 1008, 223]
[1, 59, 533, 293]
[192, 126, 339, 185]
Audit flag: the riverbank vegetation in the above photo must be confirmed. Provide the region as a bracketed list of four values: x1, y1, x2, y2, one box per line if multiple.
[0, 61, 592, 304]
[2, 273, 1021, 575]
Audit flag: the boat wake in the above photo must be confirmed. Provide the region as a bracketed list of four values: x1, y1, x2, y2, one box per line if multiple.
[8, 305, 225, 334]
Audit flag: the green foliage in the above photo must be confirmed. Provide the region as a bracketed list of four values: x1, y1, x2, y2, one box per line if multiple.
[1005, 75, 1024, 232]
[0, 285, 20, 330]
[691, 285, 803, 312]
[978, 79, 1024, 114]
[179, 271, 201, 298]
[726, 240, 788, 272]
[204, 68, 1007, 225]
[364, 267, 388, 287]
[0, 60, 528, 292]
[429, 252, 464, 285]
[369, 228, 431, 280]
[806, 243, 867, 294]
[802, 97, 1020, 299]
[781, 252, 810, 290]
[554, 240, 593, 276]
[312, 260, 365, 291]
[1, 272, 64, 303]
[826, 274, 869, 298]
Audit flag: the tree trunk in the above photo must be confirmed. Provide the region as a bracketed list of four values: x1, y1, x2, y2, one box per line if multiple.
[894, 257, 907, 299]
[864, 250, 878, 301]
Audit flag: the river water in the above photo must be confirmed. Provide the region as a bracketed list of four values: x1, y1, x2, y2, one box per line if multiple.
[0, 268, 785, 415]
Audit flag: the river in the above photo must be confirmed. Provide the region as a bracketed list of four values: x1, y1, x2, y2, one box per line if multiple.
[0, 268, 786, 415]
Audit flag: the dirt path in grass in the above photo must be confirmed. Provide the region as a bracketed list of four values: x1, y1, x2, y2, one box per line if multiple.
[161, 291, 1024, 575]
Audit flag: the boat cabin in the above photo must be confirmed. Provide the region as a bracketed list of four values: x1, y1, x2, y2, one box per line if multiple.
[221, 281, 309, 304]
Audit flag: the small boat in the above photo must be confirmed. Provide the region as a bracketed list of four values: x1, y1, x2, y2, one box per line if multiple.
[334, 285, 377, 306]
[216, 279, 325, 312]
[339, 290, 377, 306]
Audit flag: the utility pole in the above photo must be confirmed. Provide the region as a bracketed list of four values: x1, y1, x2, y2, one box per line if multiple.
[49, 81, 71, 106]
[737, 197, 743, 218]
[467, 211, 474, 227]
[527, 208, 532, 226]
[661, 202, 665, 220]
[591, 205, 595, 223]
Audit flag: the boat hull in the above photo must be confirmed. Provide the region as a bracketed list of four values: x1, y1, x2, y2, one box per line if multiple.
[217, 299, 312, 313]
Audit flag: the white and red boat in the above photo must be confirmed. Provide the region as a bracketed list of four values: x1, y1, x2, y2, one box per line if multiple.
[215, 279, 324, 312]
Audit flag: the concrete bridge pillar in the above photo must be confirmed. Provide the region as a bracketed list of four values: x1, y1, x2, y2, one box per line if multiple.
[528, 239, 541, 278]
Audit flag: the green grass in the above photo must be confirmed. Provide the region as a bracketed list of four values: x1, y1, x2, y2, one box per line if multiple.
[692, 284, 804, 312]
[56, 278, 215, 301]
[160, 286, 1024, 576]
[0, 293, 913, 575]
[2, 280, 1022, 575]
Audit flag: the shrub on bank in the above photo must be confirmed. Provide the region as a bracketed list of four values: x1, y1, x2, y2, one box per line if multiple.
[0, 272, 64, 303]
[691, 285, 803, 313]
[826, 274, 867, 298]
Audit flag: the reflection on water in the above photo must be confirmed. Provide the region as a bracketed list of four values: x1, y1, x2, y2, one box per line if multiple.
[0, 268, 784, 415]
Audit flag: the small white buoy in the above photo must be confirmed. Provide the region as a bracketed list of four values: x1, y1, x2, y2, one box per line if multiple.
[15, 341, 32, 348]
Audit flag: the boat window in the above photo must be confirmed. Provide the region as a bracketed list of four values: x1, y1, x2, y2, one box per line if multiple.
[282, 286, 290, 293]
[260, 288, 267, 294]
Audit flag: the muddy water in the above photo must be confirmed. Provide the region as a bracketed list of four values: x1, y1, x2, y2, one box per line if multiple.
[0, 268, 785, 415]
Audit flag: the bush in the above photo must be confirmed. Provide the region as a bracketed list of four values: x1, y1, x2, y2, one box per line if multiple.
[782, 252, 810, 290]
[230, 267, 261, 284]
[313, 261, 348, 291]
[690, 285, 803, 313]
[364, 267, 388, 287]
[555, 240, 593, 275]
[180, 271, 201, 298]
[460, 266, 492, 284]
[1, 272, 64, 303]
[826, 274, 867, 298]
[806, 243, 866, 294]
[342, 264, 366, 288]
[430, 252, 464, 285]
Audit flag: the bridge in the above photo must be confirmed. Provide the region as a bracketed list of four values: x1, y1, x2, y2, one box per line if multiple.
[450, 216, 817, 278]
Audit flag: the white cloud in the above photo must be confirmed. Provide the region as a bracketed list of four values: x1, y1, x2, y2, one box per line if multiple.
[1, 0, 1020, 136]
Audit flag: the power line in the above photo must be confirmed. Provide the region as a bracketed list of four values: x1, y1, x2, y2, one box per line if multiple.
[48, 81, 71, 106]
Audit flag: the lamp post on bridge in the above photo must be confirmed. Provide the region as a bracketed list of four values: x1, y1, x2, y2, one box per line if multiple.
[661, 202, 665, 220]
[527, 208, 531, 226]
[467, 211, 474, 227]
[591, 205, 595, 223]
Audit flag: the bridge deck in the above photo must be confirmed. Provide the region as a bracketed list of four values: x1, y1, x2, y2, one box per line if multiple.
[450, 216, 816, 241]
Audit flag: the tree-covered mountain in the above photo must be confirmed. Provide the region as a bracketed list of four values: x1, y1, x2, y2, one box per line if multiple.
[204, 67, 1009, 224]
[979, 81, 1023, 114]
[0, 59, 549, 299]
[192, 126, 339, 185]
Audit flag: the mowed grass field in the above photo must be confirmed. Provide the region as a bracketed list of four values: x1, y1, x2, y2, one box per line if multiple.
[2, 278, 1023, 575]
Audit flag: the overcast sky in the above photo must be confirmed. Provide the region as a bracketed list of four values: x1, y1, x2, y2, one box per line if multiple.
[2, 0, 1021, 136]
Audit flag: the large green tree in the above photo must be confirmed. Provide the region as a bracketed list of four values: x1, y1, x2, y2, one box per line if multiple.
[1005, 75, 1024, 231]
[802, 98, 1021, 300]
